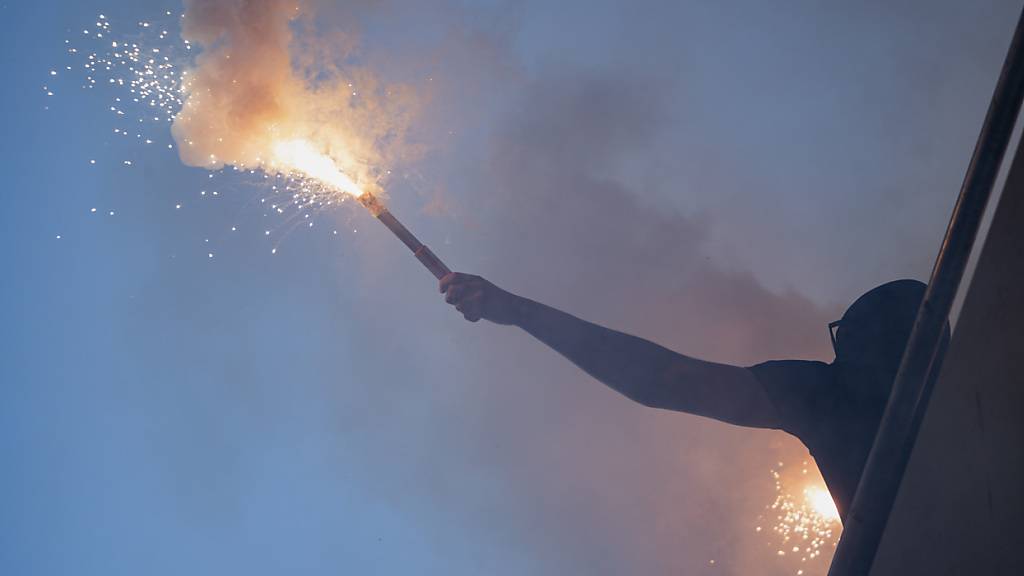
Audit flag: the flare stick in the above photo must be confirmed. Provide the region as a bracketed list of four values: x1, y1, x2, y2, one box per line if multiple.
[358, 194, 452, 280]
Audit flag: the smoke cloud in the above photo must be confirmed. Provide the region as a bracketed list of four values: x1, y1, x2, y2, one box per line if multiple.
[168, 2, 848, 573]
[433, 68, 842, 574]
[172, 0, 418, 194]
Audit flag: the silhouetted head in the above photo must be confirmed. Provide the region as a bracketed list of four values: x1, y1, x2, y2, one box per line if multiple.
[830, 279, 927, 374]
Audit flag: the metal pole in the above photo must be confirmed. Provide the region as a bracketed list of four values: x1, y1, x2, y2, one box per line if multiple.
[828, 6, 1024, 575]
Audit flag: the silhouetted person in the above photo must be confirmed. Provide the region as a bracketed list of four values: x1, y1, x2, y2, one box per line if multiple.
[440, 273, 931, 521]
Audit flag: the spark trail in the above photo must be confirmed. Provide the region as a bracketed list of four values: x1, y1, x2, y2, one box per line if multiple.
[755, 461, 841, 575]
[49, 2, 434, 269]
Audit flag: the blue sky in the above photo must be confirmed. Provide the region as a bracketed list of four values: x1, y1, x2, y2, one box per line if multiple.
[2, 1, 1020, 574]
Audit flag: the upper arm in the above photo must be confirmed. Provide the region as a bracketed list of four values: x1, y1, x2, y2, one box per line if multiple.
[515, 302, 822, 431]
[638, 357, 830, 432]
[638, 355, 785, 429]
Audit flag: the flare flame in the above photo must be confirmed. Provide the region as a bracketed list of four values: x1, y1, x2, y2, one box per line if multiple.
[271, 139, 365, 198]
[756, 461, 840, 574]
[171, 0, 415, 202]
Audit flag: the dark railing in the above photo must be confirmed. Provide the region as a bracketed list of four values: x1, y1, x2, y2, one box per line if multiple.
[827, 6, 1024, 575]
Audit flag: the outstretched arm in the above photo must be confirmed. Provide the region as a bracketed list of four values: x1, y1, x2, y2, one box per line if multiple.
[440, 273, 782, 429]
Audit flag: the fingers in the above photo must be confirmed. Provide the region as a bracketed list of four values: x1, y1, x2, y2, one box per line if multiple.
[456, 293, 483, 322]
[440, 272, 487, 323]
[444, 283, 466, 304]
[439, 272, 473, 294]
[439, 272, 457, 293]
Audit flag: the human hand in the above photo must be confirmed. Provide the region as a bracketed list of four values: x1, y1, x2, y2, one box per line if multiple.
[439, 273, 522, 325]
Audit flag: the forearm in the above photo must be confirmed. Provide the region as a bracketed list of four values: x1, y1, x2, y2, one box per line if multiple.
[511, 296, 692, 408]
[439, 273, 779, 427]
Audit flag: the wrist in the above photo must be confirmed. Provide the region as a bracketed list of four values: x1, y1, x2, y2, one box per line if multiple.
[508, 294, 537, 327]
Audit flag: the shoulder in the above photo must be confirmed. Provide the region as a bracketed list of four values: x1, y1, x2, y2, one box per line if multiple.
[747, 360, 834, 437]
[748, 359, 832, 386]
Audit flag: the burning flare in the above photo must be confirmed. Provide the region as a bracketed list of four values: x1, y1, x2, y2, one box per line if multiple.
[54, 3, 447, 277]
[272, 139, 364, 198]
[805, 486, 841, 523]
[172, 0, 416, 200]
[758, 462, 840, 571]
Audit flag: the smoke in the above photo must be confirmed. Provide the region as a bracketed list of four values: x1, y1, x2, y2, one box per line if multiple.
[473, 71, 835, 363]
[443, 70, 842, 574]
[172, 0, 418, 193]
[172, 2, 842, 573]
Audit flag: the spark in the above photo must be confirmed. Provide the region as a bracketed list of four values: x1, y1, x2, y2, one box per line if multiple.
[757, 462, 840, 573]
[52, 9, 396, 258]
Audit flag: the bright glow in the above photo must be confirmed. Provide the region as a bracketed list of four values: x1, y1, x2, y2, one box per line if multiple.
[271, 139, 364, 197]
[805, 487, 840, 522]
[758, 462, 840, 571]
[54, 9, 402, 254]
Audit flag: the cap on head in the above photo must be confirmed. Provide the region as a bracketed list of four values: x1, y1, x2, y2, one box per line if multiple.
[833, 279, 928, 373]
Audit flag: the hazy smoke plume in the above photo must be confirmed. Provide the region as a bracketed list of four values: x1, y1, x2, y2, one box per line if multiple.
[171, 3, 845, 574]
[436, 69, 842, 574]
[172, 0, 417, 193]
